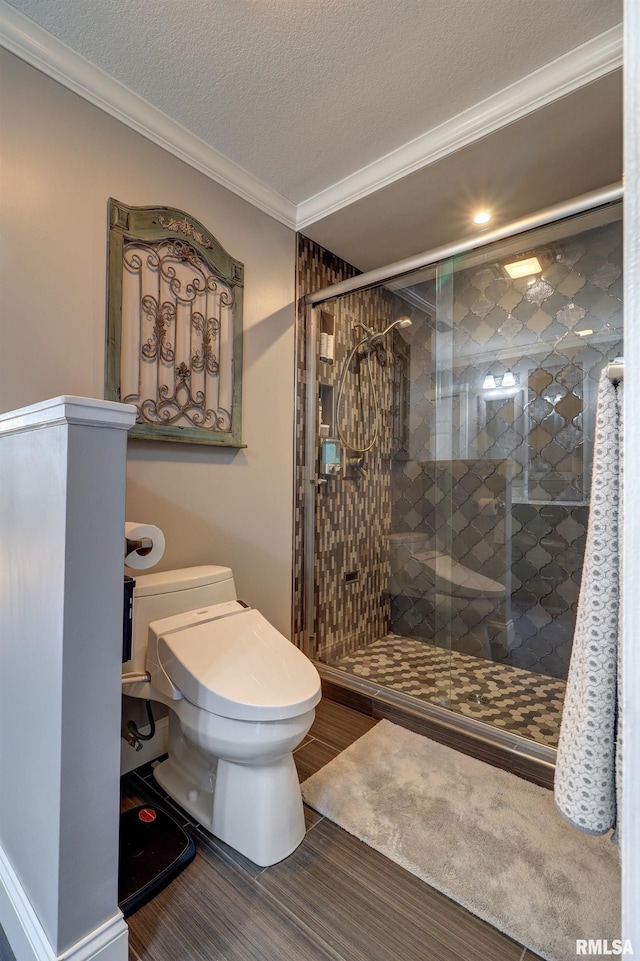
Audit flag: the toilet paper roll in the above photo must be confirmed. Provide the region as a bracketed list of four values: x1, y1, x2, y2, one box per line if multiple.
[124, 521, 165, 570]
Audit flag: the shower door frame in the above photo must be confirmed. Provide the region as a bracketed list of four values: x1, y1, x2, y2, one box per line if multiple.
[303, 301, 320, 659]
[300, 182, 623, 758]
[304, 184, 622, 309]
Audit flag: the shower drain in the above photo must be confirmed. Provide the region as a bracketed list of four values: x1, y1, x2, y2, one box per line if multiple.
[467, 693, 492, 705]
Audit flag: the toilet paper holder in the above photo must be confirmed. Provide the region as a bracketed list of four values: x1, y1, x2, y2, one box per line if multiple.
[124, 522, 165, 570]
[125, 537, 153, 557]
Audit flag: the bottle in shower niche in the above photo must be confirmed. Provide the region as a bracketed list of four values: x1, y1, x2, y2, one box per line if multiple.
[323, 333, 335, 362]
[319, 309, 335, 363]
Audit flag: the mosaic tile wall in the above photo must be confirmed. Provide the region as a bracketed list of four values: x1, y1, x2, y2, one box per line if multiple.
[293, 237, 359, 651]
[295, 236, 401, 662]
[390, 215, 623, 679]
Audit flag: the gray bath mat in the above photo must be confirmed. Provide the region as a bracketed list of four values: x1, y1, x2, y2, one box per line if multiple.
[301, 720, 620, 961]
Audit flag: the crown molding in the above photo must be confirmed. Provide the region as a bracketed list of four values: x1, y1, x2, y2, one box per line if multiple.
[296, 23, 623, 229]
[0, 0, 298, 229]
[0, 3, 622, 233]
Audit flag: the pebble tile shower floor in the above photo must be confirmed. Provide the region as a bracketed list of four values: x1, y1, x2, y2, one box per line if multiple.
[331, 634, 566, 747]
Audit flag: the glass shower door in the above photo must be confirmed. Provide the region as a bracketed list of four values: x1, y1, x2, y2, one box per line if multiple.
[387, 258, 456, 709]
[428, 210, 623, 743]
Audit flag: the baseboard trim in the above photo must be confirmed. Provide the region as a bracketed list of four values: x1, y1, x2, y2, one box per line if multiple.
[0, 845, 128, 961]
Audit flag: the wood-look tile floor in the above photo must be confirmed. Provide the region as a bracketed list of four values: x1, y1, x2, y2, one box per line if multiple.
[123, 698, 543, 961]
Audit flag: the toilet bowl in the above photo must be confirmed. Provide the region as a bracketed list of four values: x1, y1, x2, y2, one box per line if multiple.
[122, 567, 321, 866]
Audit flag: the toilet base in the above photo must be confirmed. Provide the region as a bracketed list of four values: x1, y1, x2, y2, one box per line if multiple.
[153, 749, 306, 868]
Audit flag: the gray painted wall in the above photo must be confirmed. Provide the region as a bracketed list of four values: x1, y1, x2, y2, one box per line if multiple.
[0, 398, 134, 958]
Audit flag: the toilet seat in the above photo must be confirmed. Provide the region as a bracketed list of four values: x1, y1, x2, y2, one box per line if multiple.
[156, 606, 321, 722]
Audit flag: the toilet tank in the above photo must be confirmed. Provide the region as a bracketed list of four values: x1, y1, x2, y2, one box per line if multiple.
[125, 566, 237, 674]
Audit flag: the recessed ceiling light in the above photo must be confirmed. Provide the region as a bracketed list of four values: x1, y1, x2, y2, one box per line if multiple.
[577, 328, 593, 337]
[474, 211, 491, 225]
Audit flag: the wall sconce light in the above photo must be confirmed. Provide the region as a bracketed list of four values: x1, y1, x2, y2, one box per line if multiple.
[482, 371, 519, 390]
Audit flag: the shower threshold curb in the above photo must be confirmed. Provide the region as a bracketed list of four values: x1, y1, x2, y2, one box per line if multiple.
[315, 662, 557, 788]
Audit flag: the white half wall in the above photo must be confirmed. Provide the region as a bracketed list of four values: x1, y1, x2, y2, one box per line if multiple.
[0, 396, 135, 961]
[0, 48, 297, 638]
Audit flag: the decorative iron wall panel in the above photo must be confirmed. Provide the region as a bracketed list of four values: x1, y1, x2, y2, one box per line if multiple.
[106, 200, 244, 446]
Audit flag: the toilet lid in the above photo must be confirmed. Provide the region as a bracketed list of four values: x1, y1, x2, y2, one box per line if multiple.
[156, 608, 321, 721]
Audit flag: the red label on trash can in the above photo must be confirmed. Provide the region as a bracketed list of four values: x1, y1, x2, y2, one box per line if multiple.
[138, 807, 157, 823]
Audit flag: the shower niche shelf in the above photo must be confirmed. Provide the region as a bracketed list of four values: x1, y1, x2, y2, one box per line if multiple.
[318, 383, 334, 438]
[318, 310, 335, 364]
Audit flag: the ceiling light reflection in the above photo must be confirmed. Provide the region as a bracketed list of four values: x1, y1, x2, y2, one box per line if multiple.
[504, 256, 543, 279]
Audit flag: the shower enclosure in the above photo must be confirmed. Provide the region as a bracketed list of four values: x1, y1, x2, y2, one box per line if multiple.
[295, 189, 623, 753]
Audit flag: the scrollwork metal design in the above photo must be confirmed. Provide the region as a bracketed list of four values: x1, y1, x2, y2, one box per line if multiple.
[121, 237, 234, 432]
[140, 295, 175, 363]
[158, 216, 213, 249]
[191, 313, 220, 376]
[136, 359, 231, 431]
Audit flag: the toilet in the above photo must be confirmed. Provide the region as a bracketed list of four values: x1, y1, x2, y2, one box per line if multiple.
[122, 566, 321, 867]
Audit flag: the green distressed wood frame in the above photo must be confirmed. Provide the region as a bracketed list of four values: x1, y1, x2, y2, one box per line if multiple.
[105, 199, 245, 447]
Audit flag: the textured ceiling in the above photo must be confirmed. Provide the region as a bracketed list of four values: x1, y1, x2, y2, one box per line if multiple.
[5, 0, 622, 203]
[5, 0, 623, 204]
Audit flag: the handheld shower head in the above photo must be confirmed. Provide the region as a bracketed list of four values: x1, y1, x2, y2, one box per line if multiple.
[365, 316, 412, 349]
[338, 317, 412, 454]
